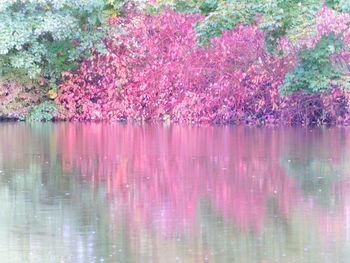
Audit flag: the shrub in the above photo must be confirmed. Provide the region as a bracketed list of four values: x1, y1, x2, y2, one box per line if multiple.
[57, 10, 287, 122]
[56, 9, 350, 125]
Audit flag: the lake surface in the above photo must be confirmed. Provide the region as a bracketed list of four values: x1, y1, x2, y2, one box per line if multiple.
[1, 123, 350, 263]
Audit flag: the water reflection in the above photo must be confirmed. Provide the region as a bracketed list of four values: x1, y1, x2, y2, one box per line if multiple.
[0, 123, 350, 263]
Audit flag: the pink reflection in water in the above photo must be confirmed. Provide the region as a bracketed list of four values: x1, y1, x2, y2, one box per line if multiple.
[57, 124, 349, 238]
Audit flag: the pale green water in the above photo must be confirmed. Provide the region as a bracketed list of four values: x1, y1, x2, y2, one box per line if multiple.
[1, 123, 350, 263]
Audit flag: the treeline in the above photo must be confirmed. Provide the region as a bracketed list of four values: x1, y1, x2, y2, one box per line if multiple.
[0, 0, 349, 125]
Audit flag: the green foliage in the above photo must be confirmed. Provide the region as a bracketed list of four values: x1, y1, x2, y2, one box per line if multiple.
[280, 32, 346, 95]
[105, 0, 132, 10]
[0, 0, 109, 85]
[144, 0, 219, 15]
[326, 0, 350, 12]
[25, 101, 58, 122]
[195, 1, 258, 45]
[44, 40, 79, 80]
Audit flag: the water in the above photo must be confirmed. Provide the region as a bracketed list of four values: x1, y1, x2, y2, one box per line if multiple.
[0, 123, 350, 263]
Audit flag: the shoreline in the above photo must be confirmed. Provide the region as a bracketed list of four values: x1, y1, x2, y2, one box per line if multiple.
[1, 117, 349, 127]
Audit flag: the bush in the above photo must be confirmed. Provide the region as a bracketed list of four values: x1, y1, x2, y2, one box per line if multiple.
[57, 10, 286, 122]
[56, 9, 350, 125]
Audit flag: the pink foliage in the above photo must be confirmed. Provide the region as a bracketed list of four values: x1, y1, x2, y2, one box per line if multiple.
[56, 9, 350, 125]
